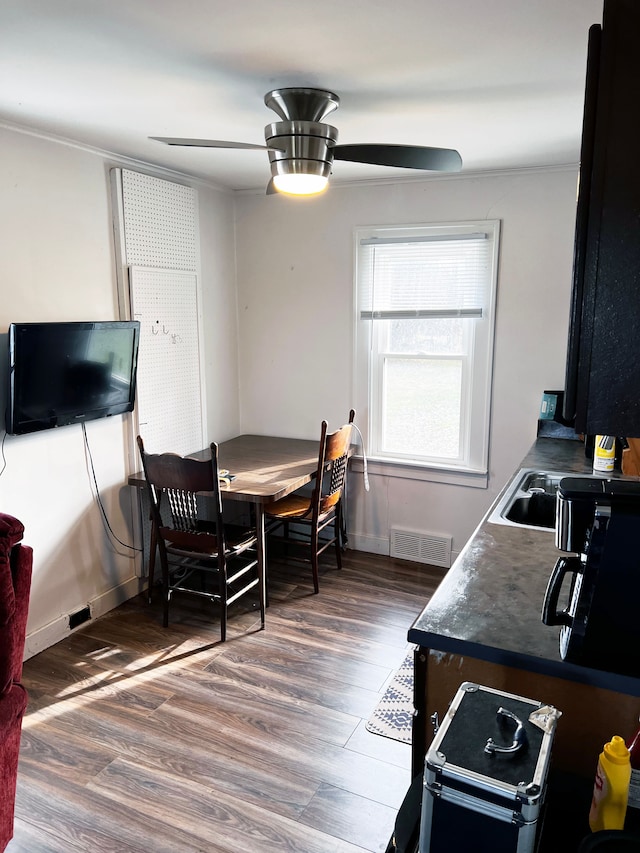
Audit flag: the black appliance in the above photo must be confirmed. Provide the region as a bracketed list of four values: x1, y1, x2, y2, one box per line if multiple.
[541, 476, 640, 677]
[7, 321, 140, 435]
[563, 0, 640, 436]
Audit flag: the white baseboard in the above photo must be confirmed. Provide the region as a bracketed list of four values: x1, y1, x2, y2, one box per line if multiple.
[24, 575, 144, 660]
[346, 532, 390, 555]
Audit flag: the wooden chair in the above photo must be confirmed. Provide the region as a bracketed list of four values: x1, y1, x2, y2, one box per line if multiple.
[137, 436, 264, 640]
[264, 410, 355, 593]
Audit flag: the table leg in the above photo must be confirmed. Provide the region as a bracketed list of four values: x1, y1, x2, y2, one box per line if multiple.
[255, 503, 269, 617]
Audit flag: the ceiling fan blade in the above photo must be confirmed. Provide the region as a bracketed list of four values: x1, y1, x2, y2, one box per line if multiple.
[150, 136, 269, 150]
[333, 144, 462, 172]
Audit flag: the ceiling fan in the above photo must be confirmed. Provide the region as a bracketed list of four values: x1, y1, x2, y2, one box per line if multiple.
[150, 87, 462, 196]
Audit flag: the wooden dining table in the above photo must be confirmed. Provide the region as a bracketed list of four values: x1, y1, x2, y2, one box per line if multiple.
[128, 434, 324, 620]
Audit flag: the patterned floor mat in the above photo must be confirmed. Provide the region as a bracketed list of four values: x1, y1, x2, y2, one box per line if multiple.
[365, 648, 414, 744]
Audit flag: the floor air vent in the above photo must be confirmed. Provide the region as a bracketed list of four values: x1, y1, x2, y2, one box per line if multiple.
[390, 529, 452, 568]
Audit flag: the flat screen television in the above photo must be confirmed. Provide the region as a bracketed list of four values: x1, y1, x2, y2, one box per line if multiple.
[7, 320, 141, 435]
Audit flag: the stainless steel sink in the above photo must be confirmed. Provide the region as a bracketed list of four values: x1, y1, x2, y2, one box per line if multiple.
[487, 468, 572, 531]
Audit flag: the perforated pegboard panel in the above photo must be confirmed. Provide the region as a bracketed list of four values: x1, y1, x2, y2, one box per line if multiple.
[121, 170, 197, 270]
[130, 267, 204, 456]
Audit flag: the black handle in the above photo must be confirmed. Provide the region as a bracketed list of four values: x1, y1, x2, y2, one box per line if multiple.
[541, 557, 580, 626]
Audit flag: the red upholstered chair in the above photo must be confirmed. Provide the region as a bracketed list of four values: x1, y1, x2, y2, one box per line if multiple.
[0, 514, 32, 853]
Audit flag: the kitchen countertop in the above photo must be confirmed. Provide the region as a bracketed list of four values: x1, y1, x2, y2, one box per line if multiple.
[407, 437, 640, 697]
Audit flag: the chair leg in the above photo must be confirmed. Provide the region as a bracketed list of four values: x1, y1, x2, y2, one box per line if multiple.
[310, 528, 320, 594]
[219, 562, 227, 642]
[161, 557, 169, 628]
[148, 524, 157, 604]
[259, 506, 269, 609]
[338, 496, 349, 551]
[335, 507, 343, 570]
[258, 553, 266, 631]
[334, 520, 343, 571]
[261, 535, 269, 613]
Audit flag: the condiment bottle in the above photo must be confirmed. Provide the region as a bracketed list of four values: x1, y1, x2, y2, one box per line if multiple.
[593, 435, 616, 473]
[589, 735, 631, 831]
[627, 719, 640, 810]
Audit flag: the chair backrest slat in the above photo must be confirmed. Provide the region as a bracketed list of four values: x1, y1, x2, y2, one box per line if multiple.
[314, 409, 355, 517]
[137, 436, 224, 544]
[167, 489, 200, 532]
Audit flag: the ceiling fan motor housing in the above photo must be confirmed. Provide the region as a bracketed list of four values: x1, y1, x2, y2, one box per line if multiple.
[264, 87, 340, 122]
[265, 120, 338, 180]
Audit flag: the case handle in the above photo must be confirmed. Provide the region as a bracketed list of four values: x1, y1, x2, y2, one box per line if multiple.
[484, 707, 528, 756]
[541, 556, 580, 626]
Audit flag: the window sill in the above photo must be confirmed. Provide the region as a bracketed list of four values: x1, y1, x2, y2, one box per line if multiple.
[350, 455, 488, 489]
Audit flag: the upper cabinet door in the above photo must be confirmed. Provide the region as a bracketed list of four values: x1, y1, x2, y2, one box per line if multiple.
[565, 0, 640, 438]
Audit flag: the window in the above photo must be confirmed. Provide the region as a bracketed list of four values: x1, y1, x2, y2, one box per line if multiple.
[354, 221, 500, 478]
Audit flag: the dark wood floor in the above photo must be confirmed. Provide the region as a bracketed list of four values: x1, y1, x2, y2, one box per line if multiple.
[9, 550, 446, 853]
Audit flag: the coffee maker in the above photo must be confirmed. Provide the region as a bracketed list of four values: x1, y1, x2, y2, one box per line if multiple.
[541, 476, 640, 678]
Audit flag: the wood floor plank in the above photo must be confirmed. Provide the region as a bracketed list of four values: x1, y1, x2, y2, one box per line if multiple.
[345, 719, 412, 771]
[10, 551, 445, 853]
[18, 720, 114, 784]
[244, 607, 412, 666]
[269, 582, 425, 632]
[14, 761, 191, 853]
[299, 782, 399, 852]
[10, 817, 85, 853]
[193, 645, 386, 719]
[214, 633, 393, 692]
[21, 689, 320, 821]
[90, 758, 371, 853]
[151, 688, 411, 809]
[154, 668, 363, 747]
[20, 638, 176, 712]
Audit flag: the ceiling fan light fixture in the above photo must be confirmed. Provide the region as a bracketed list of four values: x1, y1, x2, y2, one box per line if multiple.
[272, 170, 329, 196]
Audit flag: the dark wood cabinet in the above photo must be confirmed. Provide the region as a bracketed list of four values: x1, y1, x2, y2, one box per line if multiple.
[564, 0, 640, 437]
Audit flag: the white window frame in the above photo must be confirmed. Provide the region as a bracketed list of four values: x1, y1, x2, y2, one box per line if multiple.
[353, 220, 500, 488]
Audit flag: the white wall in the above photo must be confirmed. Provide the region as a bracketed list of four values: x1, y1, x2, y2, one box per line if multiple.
[233, 168, 578, 560]
[199, 184, 242, 443]
[0, 126, 238, 656]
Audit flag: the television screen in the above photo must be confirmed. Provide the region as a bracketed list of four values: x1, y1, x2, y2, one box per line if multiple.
[7, 321, 141, 435]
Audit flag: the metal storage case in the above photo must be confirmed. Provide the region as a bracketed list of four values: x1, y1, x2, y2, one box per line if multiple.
[419, 682, 559, 853]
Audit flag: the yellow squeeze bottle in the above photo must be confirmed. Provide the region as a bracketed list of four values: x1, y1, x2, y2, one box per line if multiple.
[589, 735, 631, 832]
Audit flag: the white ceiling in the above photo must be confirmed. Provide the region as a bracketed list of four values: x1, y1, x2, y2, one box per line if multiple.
[0, 0, 604, 192]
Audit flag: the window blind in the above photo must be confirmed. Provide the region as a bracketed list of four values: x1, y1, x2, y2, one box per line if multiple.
[359, 232, 490, 319]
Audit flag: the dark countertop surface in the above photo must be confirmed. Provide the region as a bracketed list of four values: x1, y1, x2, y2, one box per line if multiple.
[408, 437, 640, 696]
